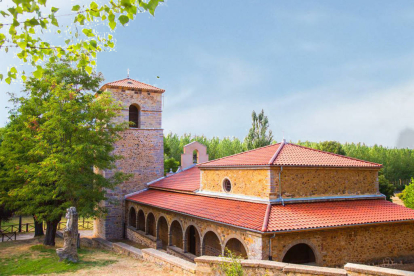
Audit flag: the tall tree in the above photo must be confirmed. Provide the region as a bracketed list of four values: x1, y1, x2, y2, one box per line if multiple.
[244, 110, 273, 151]
[316, 141, 346, 155]
[0, 0, 162, 83]
[402, 178, 414, 209]
[0, 60, 128, 245]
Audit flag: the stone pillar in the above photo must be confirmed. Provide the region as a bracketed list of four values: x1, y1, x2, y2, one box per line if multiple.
[168, 233, 172, 246]
[56, 207, 79, 263]
[183, 237, 187, 253]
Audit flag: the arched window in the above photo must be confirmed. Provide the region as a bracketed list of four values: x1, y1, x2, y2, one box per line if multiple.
[225, 238, 248, 259]
[157, 216, 169, 250]
[282, 243, 316, 264]
[129, 105, 140, 128]
[129, 207, 136, 228]
[146, 213, 156, 236]
[170, 220, 183, 249]
[202, 231, 222, 256]
[193, 150, 198, 164]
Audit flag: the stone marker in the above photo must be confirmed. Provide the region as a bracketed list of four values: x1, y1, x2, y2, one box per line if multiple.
[56, 207, 79, 262]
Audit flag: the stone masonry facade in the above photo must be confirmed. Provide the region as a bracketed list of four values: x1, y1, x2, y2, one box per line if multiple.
[94, 85, 164, 240]
[199, 167, 379, 201]
[125, 200, 264, 260]
[263, 221, 414, 267]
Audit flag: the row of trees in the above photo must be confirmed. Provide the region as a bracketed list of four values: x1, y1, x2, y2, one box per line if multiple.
[165, 134, 414, 184]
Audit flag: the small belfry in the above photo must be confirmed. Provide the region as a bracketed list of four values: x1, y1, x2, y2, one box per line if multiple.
[94, 77, 165, 240]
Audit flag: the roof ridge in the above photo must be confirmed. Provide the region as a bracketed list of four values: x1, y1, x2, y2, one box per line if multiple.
[285, 143, 382, 167]
[268, 139, 286, 164]
[198, 143, 280, 166]
[103, 78, 165, 92]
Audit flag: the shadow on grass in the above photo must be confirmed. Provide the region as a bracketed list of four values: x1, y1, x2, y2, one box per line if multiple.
[0, 244, 116, 275]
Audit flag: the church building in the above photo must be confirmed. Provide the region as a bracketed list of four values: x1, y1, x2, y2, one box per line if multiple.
[95, 78, 414, 267]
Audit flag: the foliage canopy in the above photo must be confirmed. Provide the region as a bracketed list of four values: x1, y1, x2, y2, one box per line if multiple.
[0, 0, 162, 83]
[0, 61, 128, 232]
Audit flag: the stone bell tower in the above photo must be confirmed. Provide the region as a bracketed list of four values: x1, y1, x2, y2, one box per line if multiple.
[94, 77, 165, 240]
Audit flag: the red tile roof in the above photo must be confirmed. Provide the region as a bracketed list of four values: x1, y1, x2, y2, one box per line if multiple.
[150, 167, 200, 192]
[127, 190, 414, 232]
[127, 190, 267, 231]
[199, 143, 382, 168]
[100, 78, 165, 92]
[267, 199, 414, 232]
[199, 144, 281, 167]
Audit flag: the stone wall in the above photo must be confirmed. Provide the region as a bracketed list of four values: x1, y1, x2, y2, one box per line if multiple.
[200, 168, 272, 199]
[264, 221, 414, 267]
[126, 227, 157, 248]
[94, 86, 164, 240]
[125, 200, 264, 259]
[274, 167, 379, 199]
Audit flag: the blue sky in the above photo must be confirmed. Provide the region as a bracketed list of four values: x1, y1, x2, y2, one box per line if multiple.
[1, 0, 414, 147]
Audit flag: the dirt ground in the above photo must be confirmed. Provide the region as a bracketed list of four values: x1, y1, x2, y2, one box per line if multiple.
[0, 237, 181, 276]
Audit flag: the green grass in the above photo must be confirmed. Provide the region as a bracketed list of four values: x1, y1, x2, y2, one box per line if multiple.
[0, 244, 116, 275]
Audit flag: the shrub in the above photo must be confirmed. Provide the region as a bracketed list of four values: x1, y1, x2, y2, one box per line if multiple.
[218, 248, 244, 276]
[401, 178, 414, 209]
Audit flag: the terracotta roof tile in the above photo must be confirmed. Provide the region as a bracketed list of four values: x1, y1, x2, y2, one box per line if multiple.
[150, 167, 200, 192]
[127, 190, 267, 231]
[101, 78, 165, 92]
[127, 190, 414, 232]
[267, 199, 414, 232]
[199, 144, 280, 167]
[199, 143, 381, 168]
[273, 143, 381, 167]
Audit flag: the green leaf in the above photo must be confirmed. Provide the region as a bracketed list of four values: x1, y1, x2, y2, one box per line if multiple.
[85, 66, 92, 75]
[5, 77, 11, 84]
[33, 66, 43, 79]
[109, 21, 116, 30]
[21, 75, 27, 82]
[90, 2, 98, 10]
[51, 17, 59, 27]
[65, 39, 70, 45]
[17, 41, 27, 50]
[82, 28, 94, 37]
[28, 18, 39, 26]
[0, 74, 3, 81]
[10, 67, 17, 74]
[0, 10, 9, 17]
[51, 7, 59, 13]
[72, 5, 81, 12]
[89, 40, 97, 48]
[118, 15, 129, 25]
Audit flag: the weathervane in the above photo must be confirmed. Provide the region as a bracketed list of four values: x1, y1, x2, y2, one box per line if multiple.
[127, 68, 130, 78]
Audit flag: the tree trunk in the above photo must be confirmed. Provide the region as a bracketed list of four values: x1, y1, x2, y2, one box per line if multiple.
[43, 219, 60, 246]
[33, 216, 44, 237]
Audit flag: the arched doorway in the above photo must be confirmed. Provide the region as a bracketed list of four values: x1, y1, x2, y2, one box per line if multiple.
[170, 220, 183, 249]
[202, 231, 222, 256]
[146, 213, 156, 236]
[224, 238, 248, 259]
[137, 210, 145, 231]
[185, 225, 201, 256]
[129, 207, 136, 228]
[282, 243, 316, 264]
[157, 216, 169, 250]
